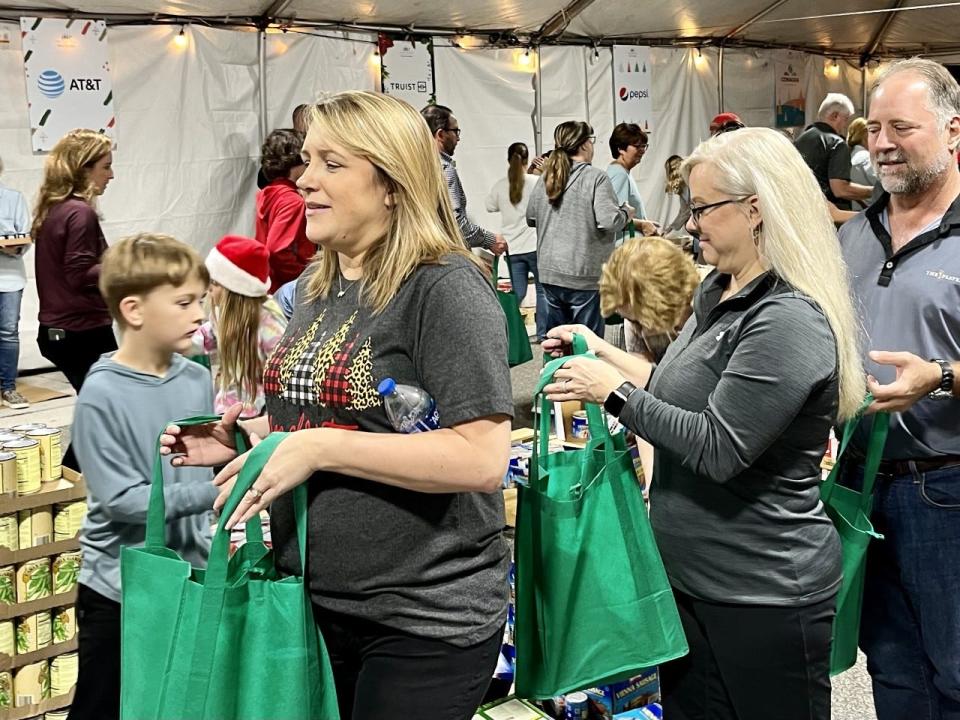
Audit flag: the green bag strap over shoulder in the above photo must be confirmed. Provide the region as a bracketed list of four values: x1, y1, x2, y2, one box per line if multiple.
[821, 396, 889, 516]
[185, 432, 311, 714]
[147, 415, 259, 548]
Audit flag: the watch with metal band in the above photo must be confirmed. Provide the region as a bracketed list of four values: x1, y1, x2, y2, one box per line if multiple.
[929, 358, 955, 399]
[604, 381, 638, 418]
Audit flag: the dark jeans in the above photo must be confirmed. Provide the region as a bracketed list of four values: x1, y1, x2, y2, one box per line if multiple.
[37, 324, 117, 472]
[508, 252, 547, 340]
[847, 462, 960, 720]
[315, 607, 502, 720]
[0, 290, 22, 391]
[540, 283, 604, 339]
[69, 584, 121, 720]
[660, 588, 835, 720]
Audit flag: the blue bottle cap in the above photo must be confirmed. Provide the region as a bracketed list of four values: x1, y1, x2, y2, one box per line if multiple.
[377, 378, 396, 396]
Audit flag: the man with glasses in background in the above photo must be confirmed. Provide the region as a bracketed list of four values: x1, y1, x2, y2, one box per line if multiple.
[421, 104, 507, 255]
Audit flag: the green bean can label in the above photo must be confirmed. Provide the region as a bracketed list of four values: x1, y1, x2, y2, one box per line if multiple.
[13, 659, 49, 706]
[52, 552, 81, 595]
[49, 651, 77, 696]
[16, 559, 51, 603]
[4, 439, 41, 495]
[25, 429, 61, 484]
[0, 620, 13, 657]
[18, 506, 52, 549]
[15, 612, 51, 654]
[0, 671, 11, 708]
[51, 607, 74, 643]
[0, 567, 14, 605]
[0, 451, 16, 495]
[0, 514, 17, 552]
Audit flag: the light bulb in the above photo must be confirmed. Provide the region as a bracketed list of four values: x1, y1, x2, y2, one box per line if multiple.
[173, 27, 187, 48]
[518, 48, 532, 66]
[371, 50, 381, 66]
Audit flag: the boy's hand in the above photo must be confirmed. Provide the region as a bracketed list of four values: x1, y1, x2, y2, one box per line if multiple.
[160, 403, 244, 467]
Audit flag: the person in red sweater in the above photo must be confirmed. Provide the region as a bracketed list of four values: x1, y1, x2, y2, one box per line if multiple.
[255, 129, 313, 292]
[33, 129, 117, 392]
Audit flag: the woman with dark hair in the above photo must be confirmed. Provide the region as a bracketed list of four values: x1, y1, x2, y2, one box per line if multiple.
[526, 121, 634, 336]
[255, 128, 312, 291]
[486, 142, 545, 339]
[607, 123, 658, 245]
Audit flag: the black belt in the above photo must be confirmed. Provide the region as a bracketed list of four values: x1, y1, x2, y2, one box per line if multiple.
[848, 452, 960, 477]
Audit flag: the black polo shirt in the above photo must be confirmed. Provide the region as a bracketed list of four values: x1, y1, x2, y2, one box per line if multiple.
[795, 121, 854, 210]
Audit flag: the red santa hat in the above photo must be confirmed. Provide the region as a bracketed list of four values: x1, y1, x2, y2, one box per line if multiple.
[205, 235, 271, 298]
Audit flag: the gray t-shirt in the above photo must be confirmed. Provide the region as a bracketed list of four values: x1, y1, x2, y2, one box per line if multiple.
[264, 254, 514, 646]
[622, 272, 842, 606]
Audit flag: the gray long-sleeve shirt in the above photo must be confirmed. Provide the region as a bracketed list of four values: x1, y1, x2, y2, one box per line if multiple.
[621, 271, 842, 605]
[526, 162, 629, 290]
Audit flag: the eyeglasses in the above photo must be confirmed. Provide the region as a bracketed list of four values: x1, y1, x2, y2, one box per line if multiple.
[587, 135, 597, 143]
[687, 198, 744, 228]
[632, 143, 649, 153]
[444, 127, 461, 136]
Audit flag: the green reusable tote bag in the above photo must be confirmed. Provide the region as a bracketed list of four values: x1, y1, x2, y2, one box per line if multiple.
[514, 336, 687, 699]
[493, 253, 534, 367]
[820, 399, 889, 676]
[121, 420, 339, 720]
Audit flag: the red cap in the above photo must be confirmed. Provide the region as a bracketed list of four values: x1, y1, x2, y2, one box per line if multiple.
[709, 112, 743, 133]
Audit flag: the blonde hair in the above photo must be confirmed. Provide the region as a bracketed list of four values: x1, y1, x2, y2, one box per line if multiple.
[600, 237, 700, 334]
[32, 129, 112, 238]
[210, 290, 267, 402]
[99, 233, 209, 326]
[682, 128, 865, 419]
[847, 117, 868, 148]
[542, 121, 592, 206]
[303, 92, 478, 314]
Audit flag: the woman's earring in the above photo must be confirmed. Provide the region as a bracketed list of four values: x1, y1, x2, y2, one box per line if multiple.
[752, 222, 763, 248]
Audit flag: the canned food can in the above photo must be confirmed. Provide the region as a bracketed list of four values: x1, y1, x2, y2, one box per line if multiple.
[51, 607, 75, 643]
[0, 567, 14, 605]
[5, 439, 41, 495]
[10, 423, 45, 434]
[16, 559, 51, 603]
[46, 711, 70, 720]
[25, 429, 62, 484]
[13, 660, 49, 706]
[0, 432, 24, 445]
[0, 514, 17, 551]
[49, 652, 77, 696]
[15, 612, 51, 654]
[570, 411, 590, 440]
[564, 691, 589, 719]
[53, 502, 85, 542]
[0, 671, 11, 708]
[0, 620, 13, 657]
[18, 507, 52, 549]
[0, 451, 16, 495]
[52, 552, 81, 595]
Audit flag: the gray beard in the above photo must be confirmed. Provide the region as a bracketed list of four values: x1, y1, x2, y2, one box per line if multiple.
[876, 150, 952, 195]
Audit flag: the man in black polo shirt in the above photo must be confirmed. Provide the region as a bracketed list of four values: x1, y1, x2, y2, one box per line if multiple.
[795, 93, 874, 210]
[839, 58, 960, 720]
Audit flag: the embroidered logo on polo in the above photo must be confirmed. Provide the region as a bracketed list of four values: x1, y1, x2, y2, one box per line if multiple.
[263, 309, 380, 411]
[925, 269, 960, 285]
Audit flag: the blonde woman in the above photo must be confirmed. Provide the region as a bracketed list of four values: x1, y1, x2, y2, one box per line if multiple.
[161, 92, 512, 720]
[846, 117, 877, 209]
[543, 127, 864, 720]
[33, 129, 117, 393]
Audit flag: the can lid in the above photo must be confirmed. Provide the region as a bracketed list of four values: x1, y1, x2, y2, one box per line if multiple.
[565, 691, 588, 701]
[11, 424, 45, 432]
[25, 428, 59, 437]
[3, 438, 38, 448]
[0, 451, 15, 460]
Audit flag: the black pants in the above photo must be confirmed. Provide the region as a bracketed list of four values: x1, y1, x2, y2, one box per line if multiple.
[37, 324, 117, 472]
[315, 607, 502, 720]
[660, 588, 836, 720]
[68, 584, 121, 720]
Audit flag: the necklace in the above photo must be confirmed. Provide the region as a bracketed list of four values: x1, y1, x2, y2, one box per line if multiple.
[337, 271, 358, 298]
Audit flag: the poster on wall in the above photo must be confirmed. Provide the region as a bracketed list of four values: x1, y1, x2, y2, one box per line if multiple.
[612, 45, 653, 132]
[21, 17, 116, 152]
[775, 61, 805, 128]
[380, 37, 435, 109]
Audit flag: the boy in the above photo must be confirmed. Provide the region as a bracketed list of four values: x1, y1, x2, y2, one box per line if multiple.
[69, 234, 218, 720]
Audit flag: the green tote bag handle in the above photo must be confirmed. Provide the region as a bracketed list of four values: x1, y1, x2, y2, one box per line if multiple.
[821, 395, 887, 519]
[146, 415, 260, 548]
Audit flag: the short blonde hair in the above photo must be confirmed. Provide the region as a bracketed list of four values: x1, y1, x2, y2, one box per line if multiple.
[600, 237, 700, 334]
[100, 233, 209, 325]
[303, 92, 477, 314]
[847, 117, 868, 148]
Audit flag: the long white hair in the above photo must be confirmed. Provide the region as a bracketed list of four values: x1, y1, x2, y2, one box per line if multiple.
[683, 127, 865, 420]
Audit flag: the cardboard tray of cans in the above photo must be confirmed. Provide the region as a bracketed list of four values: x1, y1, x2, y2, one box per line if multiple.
[0, 588, 77, 625]
[0, 688, 74, 720]
[0, 637, 77, 673]
[0, 470, 85, 516]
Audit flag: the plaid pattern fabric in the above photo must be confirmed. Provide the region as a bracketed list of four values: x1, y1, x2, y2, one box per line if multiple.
[319, 339, 356, 407]
[440, 151, 495, 250]
[283, 337, 323, 406]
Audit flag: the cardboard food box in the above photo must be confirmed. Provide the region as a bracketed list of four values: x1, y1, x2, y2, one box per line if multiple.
[474, 696, 552, 720]
[583, 669, 660, 719]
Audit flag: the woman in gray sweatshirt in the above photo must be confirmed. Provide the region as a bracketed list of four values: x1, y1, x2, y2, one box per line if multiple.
[526, 121, 633, 337]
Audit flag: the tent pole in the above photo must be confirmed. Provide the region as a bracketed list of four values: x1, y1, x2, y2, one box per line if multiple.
[718, 45, 725, 112]
[258, 30, 267, 143]
[862, 65, 868, 114]
[535, 49, 543, 156]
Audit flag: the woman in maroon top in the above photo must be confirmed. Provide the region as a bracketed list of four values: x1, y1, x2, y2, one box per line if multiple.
[255, 128, 313, 292]
[32, 129, 117, 392]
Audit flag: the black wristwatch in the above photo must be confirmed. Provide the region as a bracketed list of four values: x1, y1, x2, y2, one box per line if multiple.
[604, 382, 637, 418]
[929, 358, 955, 399]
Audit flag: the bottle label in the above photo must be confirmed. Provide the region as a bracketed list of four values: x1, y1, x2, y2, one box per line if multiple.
[404, 400, 440, 433]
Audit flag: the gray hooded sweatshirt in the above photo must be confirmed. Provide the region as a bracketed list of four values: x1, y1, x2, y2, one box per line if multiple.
[526, 161, 630, 290]
[73, 353, 218, 603]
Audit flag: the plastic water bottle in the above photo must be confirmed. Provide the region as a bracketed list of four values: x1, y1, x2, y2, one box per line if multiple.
[377, 378, 440, 433]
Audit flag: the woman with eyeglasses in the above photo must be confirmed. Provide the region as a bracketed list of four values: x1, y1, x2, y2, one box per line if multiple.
[606, 123, 659, 246]
[542, 127, 865, 720]
[526, 120, 634, 337]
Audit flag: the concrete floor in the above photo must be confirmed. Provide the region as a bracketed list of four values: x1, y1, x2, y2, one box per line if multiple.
[7, 363, 878, 719]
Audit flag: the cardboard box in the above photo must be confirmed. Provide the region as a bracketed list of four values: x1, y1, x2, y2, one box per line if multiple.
[613, 703, 662, 719]
[583, 669, 660, 719]
[474, 696, 552, 720]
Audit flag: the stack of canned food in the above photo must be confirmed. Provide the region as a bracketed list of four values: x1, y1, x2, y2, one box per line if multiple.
[0, 423, 65, 497]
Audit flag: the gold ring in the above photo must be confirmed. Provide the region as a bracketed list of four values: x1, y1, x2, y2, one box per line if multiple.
[248, 487, 263, 500]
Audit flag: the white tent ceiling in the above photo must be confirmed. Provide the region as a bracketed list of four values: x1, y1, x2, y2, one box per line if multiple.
[1, 0, 959, 58]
